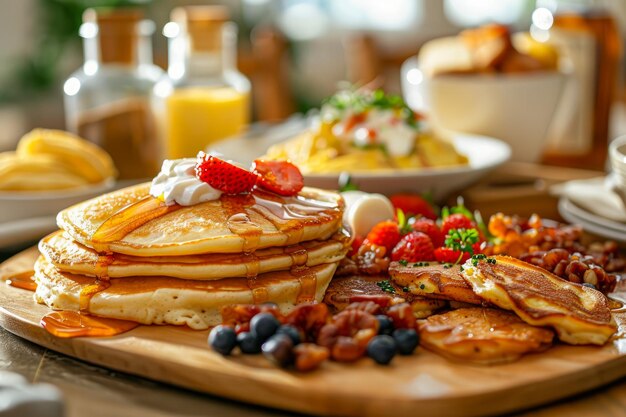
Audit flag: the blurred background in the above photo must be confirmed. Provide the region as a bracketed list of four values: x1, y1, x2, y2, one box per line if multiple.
[1, 0, 625, 156]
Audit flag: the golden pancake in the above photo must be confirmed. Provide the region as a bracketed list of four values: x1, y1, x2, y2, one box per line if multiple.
[57, 183, 344, 257]
[419, 307, 554, 365]
[40, 230, 348, 280]
[34, 256, 338, 329]
[462, 256, 617, 345]
[388, 262, 485, 305]
[323, 275, 447, 317]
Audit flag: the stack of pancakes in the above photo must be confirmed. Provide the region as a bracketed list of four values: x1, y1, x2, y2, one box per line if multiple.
[35, 183, 347, 329]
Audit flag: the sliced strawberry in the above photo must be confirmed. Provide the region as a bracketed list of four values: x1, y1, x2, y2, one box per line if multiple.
[390, 194, 437, 220]
[365, 220, 401, 256]
[253, 160, 304, 196]
[195, 153, 257, 194]
[410, 218, 444, 247]
[433, 247, 470, 264]
[391, 232, 434, 262]
[441, 213, 474, 237]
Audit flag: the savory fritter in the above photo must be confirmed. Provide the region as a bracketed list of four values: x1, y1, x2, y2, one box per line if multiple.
[419, 307, 554, 365]
[324, 275, 447, 317]
[462, 256, 617, 345]
[388, 262, 485, 305]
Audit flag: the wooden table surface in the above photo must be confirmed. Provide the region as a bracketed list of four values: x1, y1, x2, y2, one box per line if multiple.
[1, 161, 625, 417]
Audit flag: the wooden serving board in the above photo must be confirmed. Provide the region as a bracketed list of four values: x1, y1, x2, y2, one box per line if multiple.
[2, 248, 626, 417]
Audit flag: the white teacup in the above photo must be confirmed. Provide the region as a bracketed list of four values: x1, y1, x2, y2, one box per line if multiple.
[609, 135, 626, 207]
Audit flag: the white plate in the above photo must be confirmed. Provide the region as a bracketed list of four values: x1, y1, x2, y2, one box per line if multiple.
[0, 216, 57, 250]
[210, 124, 511, 200]
[558, 198, 626, 243]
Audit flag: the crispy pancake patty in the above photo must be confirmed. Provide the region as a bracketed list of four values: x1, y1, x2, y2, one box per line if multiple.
[462, 256, 616, 345]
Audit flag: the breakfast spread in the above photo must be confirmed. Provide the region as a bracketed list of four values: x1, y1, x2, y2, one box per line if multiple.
[0, 129, 117, 191]
[0, 150, 624, 372]
[262, 89, 468, 173]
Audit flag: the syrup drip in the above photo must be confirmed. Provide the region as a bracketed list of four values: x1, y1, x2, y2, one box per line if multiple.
[227, 213, 263, 252]
[91, 196, 181, 253]
[5, 271, 37, 292]
[78, 280, 111, 312]
[294, 267, 317, 303]
[41, 311, 138, 338]
[94, 254, 114, 279]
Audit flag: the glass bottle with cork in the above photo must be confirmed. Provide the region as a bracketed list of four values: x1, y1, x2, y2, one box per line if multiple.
[64, 8, 164, 180]
[153, 6, 251, 159]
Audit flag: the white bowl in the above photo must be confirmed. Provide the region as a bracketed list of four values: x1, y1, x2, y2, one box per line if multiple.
[609, 135, 626, 207]
[401, 56, 566, 163]
[0, 179, 115, 225]
[211, 129, 510, 201]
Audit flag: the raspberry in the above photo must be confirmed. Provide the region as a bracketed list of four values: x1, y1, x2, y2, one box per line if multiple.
[364, 221, 401, 256]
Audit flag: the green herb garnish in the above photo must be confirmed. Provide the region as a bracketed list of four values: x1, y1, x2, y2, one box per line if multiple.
[398, 259, 409, 267]
[376, 280, 396, 294]
[413, 262, 430, 267]
[402, 287, 410, 293]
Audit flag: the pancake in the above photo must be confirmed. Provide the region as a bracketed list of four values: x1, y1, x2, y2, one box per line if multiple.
[34, 257, 338, 329]
[389, 262, 485, 305]
[323, 275, 447, 317]
[419, 308, 554, 365]
[40, 230, 348, 280]
[461, 256, 617, 345]
[57, 183, 344, 257]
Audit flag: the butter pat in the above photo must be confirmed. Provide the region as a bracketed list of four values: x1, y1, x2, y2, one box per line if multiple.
[341, 191, 395, 237]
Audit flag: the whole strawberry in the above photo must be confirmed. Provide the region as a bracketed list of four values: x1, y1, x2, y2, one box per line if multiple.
[364, 221, 401, 256]
[390, 194, 437, 220]
[196, 153, 257, 194]
[391, 231, 434, 262]
[410, 218, 444, 247]
[441, 213, 474, 237]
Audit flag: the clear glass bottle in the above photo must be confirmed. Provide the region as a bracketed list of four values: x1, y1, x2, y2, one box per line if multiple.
[64, 8, 164, 180]
[153, 6, 251, 160]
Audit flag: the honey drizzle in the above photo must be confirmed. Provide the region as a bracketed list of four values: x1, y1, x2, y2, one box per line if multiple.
[5, 271, 37, 292]
[91, 196, 181, 253]
[94, 254, 115, 279]
[78, 280, 111, 312]
[285, 246, 317, 303]
[41, 311, 138, 338]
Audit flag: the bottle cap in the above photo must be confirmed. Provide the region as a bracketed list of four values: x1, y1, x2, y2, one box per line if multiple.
[171, 6, 229, 52]
[83, 8, 144, 64]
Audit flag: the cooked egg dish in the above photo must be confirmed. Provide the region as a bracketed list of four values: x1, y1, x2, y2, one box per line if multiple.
[263, 89, 468, 174]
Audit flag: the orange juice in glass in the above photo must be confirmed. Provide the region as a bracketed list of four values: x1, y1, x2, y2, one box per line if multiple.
[165, 86, 249, 158]
[157, 6, 250, 159]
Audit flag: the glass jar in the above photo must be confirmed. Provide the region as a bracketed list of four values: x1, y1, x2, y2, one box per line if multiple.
[153, 6, 251, 160]
[64, 8, 164, 180]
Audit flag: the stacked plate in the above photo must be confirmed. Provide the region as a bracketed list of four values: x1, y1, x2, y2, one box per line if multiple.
[557, 176, 626, 243]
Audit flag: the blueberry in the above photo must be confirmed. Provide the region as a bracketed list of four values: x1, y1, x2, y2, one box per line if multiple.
[582, 283, 596, 290]
[367, 335, 397, 365]
[276, 325, 301, 345]
[262, 334, 294, 368]
[392, 328, 419, 355]
[237, 331, 262, 354]
[376, 315, 394, 335]
[208, 325, 237, 355]
[250, 312, 280, 342]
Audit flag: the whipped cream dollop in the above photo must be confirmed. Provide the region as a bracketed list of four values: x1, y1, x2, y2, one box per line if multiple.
[150, 158, 222, 206]
[330, 108, 417, 157]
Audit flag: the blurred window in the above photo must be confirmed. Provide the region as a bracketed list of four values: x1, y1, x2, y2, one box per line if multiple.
[444, 0, 530, 27]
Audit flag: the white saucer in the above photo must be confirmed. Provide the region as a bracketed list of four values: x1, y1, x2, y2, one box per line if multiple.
[558, 198, 626, 243]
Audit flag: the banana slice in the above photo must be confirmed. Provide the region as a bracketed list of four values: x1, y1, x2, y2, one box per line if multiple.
[0, 152, 89, 190]
[17, 129, 117, 183]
